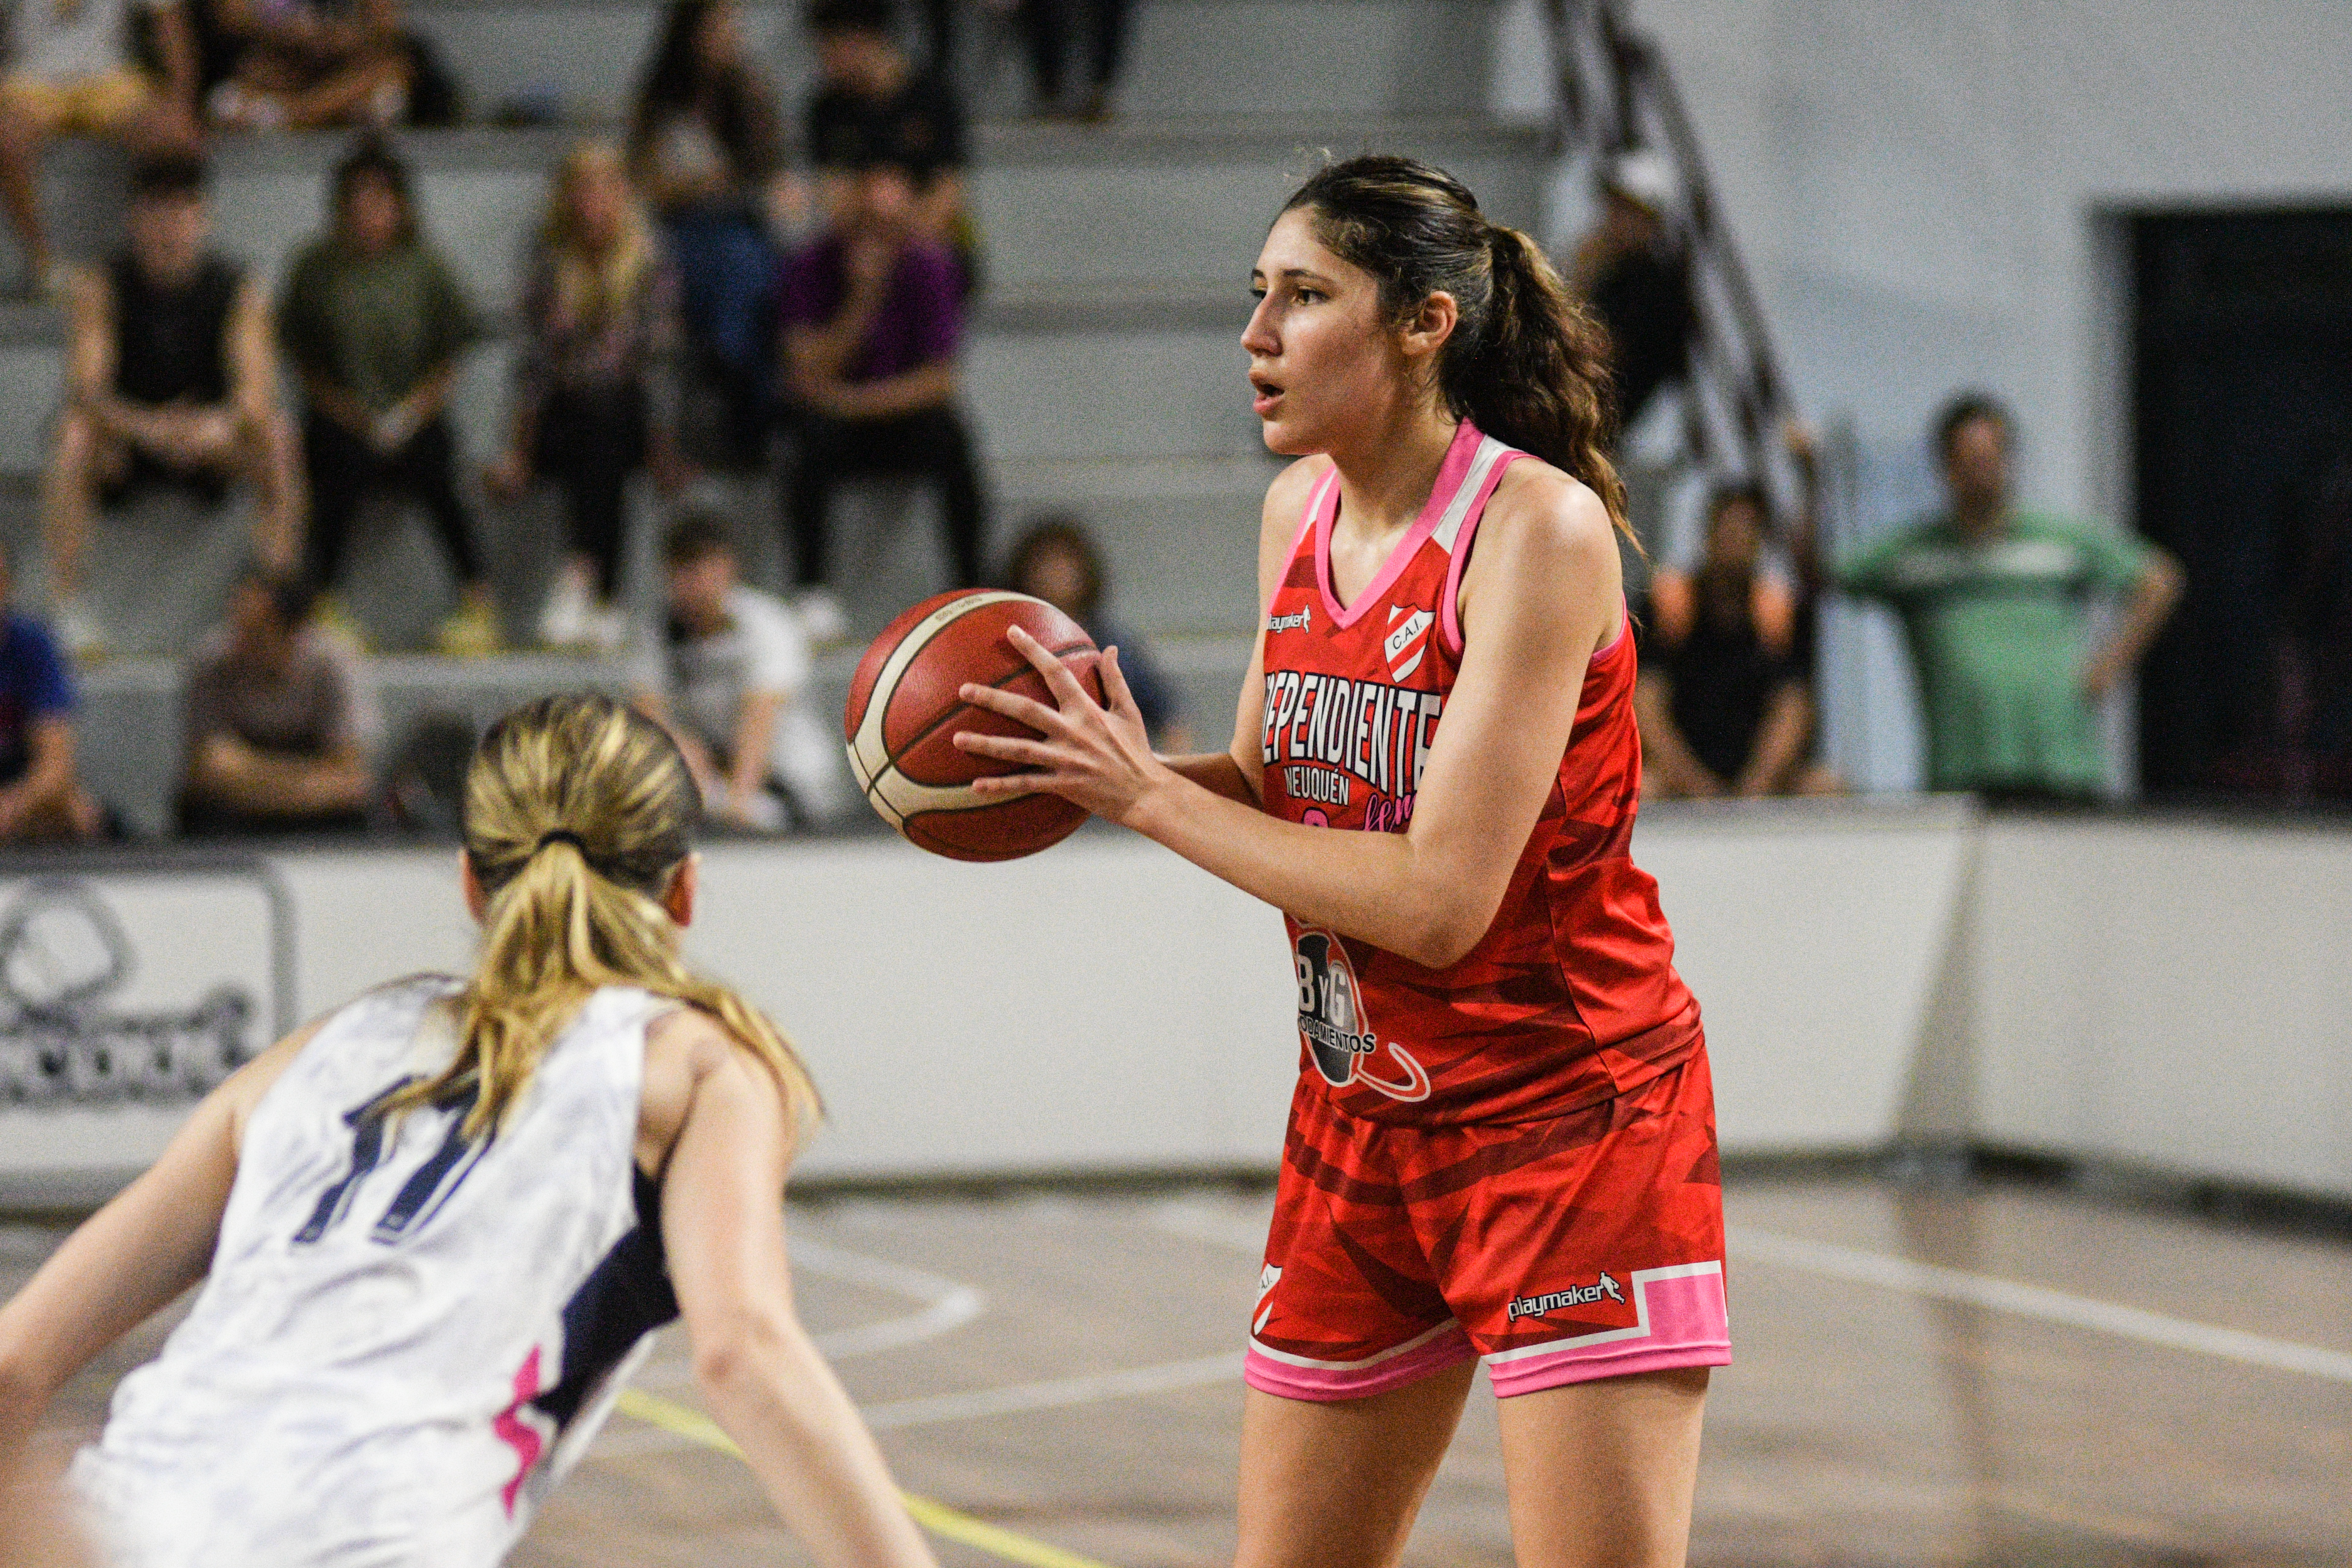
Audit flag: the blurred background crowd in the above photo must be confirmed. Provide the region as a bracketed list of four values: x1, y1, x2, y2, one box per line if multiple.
[0, 0, 2330, 850]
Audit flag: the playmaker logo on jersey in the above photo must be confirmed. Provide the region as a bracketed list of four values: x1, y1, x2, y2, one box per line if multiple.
[1292, 929, 1429, 1101]
[1267, 606, 1311, 633]
[1506, 1273, 1626, 1322]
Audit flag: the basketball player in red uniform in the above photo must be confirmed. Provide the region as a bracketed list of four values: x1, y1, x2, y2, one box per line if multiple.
[956, 154, 1723, 1566]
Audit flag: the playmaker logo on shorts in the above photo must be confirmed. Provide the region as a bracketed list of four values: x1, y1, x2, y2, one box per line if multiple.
[1506, 1272, 1625, 1322]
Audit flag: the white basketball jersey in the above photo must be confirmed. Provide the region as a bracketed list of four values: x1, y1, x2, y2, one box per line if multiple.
[73, 977, 680, 1568]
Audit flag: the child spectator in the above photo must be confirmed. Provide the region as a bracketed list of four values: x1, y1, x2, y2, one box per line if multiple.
[1005, 515, 1188, 749]
[629, 0, 796, 470]
[1833, 394, 2183, 801]
[0, 0, 199, 293]
[179, 568, 371, 836]
[199, 0, 411, 130]
[629, 510, 845, 831]
[485, 139, 687, 654]
[276, 134, 499, 654]
[1636, 482, 1837, 798]
[779, 150, 983, 635]
[44, 152, 301, 661]
[803, 0, 973, 290]
[0, 546, 104, 841]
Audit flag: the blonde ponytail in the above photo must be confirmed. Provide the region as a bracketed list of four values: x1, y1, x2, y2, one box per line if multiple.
[390, 692, 819, 1144]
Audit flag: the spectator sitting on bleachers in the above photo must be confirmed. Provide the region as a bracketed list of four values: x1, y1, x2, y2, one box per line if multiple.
[630, 510, 844, 831]
[199, 0, 410, 130]
[629, 0, 798, 471]
[485, 139, 688, 654]
[1833, 393, 2184, 803]
[1005, 515, 1189, 749]
[178, 568, 370, 836]
[0, 0, 199, 293]
[803, 0, 972, 292]
[780, 147, 982, 637]
[45, 152, 300, 662]
[1636, 479, 1838, 800]
[276, 133, 500, 654]
[0, 545, 105, 841]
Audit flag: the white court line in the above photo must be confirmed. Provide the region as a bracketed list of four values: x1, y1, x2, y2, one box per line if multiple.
[1730, 1225, 2352, 1385]
[602, 1351, 1245, 1458]
[860, 1353, 1244, 1432]
[631, 1233, 987, 1389]
[1152, 1198, 1268, 1256]
[1154, 1197, 2352, 1387]
[794, 1237, 990, 1360]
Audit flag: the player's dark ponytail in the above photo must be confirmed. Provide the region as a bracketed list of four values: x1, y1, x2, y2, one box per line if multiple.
[1281, 154, 1635, 548]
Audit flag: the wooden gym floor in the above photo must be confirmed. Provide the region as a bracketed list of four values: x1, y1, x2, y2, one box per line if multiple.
[7, 1171, 2348, 1566]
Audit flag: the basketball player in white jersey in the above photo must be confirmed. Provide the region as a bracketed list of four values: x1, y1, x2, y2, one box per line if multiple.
[0, 693, 939, 1568]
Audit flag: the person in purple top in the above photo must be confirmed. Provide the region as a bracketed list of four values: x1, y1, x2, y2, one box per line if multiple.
[0, 547, 103, 843]
[778, 140, 985, 630]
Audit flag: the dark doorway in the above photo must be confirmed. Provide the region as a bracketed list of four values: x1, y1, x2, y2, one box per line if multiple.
[2133, 209, 2352, 800]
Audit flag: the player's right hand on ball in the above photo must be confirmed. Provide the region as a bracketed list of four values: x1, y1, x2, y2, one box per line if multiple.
[954, 628, 1166, 825]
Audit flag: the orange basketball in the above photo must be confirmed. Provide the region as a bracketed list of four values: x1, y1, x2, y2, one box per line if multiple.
[843, 590, 1107, 862]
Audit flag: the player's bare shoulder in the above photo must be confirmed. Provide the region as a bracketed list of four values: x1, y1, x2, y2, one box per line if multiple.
[1261, 454, 1331, 530]
[1256, 455, 1331, 599]
[1461, 458, 1622, 636]
[639, 1004, 743, 1173]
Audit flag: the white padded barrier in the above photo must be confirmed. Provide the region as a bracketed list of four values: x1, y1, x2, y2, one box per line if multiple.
[2, 803, 2347, 1204]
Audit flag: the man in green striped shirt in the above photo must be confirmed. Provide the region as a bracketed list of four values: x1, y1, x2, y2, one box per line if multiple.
[1835, 396, 2183, 799]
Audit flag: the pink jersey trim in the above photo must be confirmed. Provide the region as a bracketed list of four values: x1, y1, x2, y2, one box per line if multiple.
[1292, 468, 1333, 555]
[1435, 446, 1530, 656]
[1590, 601, 1630, 661]
[494, 1346, 547, 1516]
[1312, 420, 1487, 630]
[1244, 1323, 1478, 1403]
[1482, 1265, 1730, 1399]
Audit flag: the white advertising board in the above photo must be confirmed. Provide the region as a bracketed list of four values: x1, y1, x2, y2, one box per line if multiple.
[0, 858, 291, 1203]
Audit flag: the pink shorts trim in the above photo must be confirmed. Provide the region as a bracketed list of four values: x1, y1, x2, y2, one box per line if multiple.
[1243, 1320, 1478, 1403]
[1482, 1263, 1731, 1399]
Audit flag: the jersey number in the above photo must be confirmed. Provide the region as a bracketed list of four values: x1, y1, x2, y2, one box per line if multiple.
[294, 1075, 490, 1246]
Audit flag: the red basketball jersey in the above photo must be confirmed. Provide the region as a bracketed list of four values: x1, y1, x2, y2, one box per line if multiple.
[1259, 421, 1701, 1126]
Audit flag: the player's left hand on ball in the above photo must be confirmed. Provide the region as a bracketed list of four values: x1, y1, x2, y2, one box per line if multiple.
[954, 625, 1168, 825]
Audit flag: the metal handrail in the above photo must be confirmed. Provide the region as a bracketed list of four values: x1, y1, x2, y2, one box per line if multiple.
[1544, 0, 1810, 532]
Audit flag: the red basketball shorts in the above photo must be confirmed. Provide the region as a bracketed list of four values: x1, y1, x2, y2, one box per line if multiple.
[1244, 1049, 1729, 1402]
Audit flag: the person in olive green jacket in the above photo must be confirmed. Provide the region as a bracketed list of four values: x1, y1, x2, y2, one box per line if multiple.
[276, 133, 500, 655]
[1834, 394, 2183, 801]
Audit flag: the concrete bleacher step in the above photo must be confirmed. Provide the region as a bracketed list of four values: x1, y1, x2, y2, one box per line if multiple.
[994, 453, 1272, 632]
[75, 626, 1253, 837]
[75, 650, 629, 837]
[175, 119, 1545, 308]
[0, 118, 1545, 472]
[405, 0, 1506, 123]
[11, 0, 1545, 826]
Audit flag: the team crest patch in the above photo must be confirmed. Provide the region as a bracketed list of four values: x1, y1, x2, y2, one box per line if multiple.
[1292, 928, 1429, 1101]
[1383, 606, 1434, 681]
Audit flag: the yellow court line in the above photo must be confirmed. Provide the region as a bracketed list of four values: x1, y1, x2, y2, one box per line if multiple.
[612, 1387, 1119, 1568]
